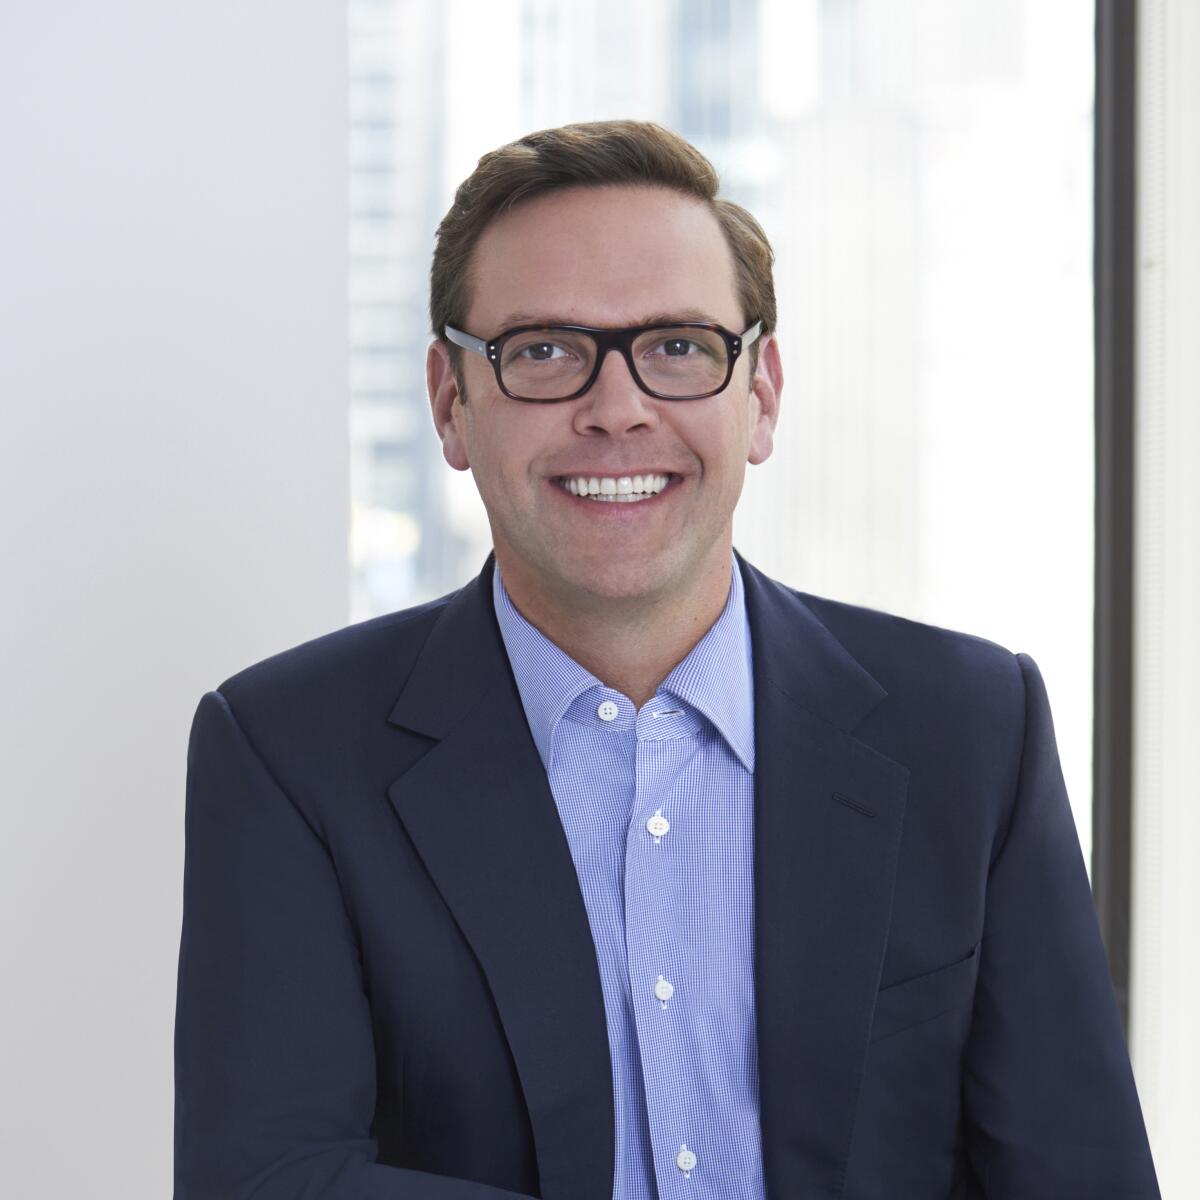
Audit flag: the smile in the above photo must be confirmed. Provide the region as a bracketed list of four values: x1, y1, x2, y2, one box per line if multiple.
[552, 473, 682, 503]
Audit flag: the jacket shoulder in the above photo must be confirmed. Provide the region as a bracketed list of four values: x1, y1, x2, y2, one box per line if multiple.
[784, 587, 1029, 841]
[212, 586, 460, 720]
[786, 585, 1026, 722]
[796, 587, 1017, 667]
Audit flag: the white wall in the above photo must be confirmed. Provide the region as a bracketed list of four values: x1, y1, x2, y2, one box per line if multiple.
[0, 4, 347, 1194]
[1131, 0, 1200, 1194]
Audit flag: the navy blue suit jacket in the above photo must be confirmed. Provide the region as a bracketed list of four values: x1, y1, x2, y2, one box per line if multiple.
[174, 549, 1160, 1198]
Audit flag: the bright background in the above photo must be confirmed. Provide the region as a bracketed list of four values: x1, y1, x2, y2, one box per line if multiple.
[349, 0, 1097, 866]
[3, 1, 1197, 1195]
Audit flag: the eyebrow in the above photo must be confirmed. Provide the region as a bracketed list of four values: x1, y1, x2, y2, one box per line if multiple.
[493, 307, 726, 329]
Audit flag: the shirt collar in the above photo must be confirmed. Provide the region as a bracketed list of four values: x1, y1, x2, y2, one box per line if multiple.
[491, 550, 755, 775]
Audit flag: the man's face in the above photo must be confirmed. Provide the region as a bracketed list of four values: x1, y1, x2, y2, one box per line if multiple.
[428, 183, 782, 610]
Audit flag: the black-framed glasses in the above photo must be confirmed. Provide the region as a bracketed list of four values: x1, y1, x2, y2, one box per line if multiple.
[443, 319, 764, 402]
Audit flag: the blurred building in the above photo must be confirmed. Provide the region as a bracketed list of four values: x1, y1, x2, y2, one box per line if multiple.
[347, 0, 1094, 866]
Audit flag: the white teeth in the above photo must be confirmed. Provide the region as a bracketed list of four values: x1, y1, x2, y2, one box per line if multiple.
[560, 473, 673, 501]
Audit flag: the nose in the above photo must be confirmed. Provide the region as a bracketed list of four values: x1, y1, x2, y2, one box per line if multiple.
[571, 346, 660, 435]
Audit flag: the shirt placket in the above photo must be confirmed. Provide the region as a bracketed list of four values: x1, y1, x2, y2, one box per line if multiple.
[625, 703, 705, 1197]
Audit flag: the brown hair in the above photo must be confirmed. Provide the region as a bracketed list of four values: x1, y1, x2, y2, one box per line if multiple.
[429, 119, 776, 393]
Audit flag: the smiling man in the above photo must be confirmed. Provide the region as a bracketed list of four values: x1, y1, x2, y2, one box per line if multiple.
[175, 121, 1160, 1199]
[427, 178, 780, 713]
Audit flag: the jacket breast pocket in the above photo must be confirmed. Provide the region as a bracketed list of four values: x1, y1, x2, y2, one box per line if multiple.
[869, 941, 981, 1043]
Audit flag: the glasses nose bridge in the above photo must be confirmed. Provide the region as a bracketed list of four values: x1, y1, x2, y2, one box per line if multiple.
[589, 329, 646, 394]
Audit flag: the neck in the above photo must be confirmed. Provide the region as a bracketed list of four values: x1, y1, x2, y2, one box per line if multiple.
[494, 542, 734, 710]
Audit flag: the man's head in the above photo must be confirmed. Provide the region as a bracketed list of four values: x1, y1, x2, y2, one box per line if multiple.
[430, 120, 777, 393]
[426, 120, 783, 615]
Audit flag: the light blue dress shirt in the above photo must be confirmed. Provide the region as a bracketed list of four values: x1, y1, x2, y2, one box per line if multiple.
[491, 552, 766, 1200]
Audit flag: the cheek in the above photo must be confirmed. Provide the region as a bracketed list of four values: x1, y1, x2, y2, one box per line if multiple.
[469, 411, 559, 497]
[687, 408, 746, 476]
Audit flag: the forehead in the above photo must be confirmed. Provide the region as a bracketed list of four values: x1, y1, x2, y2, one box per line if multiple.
[465, 184, 741, 329]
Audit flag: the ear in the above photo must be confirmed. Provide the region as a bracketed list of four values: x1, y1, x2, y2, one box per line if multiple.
[427, 339, 471, 471]
[746, 333, 783, 466]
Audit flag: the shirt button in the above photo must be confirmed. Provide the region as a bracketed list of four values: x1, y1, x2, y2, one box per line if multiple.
[646, 813, 670, 838]
[654, 975, 674, 1003]
[677, 1144, 697, 1174]
[596, 700, 619, 722]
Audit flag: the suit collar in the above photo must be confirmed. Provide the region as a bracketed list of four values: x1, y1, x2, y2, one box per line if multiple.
[386, 548, 908, 1200]
[386, 551, 512, 741]
[388, 546, 884, 743]
[488, 558, 596, 772]
[488, 548, 756, 774]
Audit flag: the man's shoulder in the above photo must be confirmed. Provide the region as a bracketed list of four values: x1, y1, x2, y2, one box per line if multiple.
[796, 585, 1014, 663]
[753, 582, 1028, 799]
[758, 571, 1023, 708]
[748, 552, 1013, 660]
[212, 584, 464, 722]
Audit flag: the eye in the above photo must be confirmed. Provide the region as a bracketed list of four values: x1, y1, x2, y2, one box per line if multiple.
[642, 332, 722, 361]
[514, 340, 570, 362]
[650, 337, 701, 357]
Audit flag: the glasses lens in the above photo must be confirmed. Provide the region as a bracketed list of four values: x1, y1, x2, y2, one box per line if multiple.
[499, 329, 596, 400]
[631, 326, 729, 397]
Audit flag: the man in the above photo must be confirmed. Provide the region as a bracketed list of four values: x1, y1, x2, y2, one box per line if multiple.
[174, 121, 1160, 1199]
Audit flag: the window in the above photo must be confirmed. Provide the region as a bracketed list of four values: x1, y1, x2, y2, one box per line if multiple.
[349, 0, 1095, 859]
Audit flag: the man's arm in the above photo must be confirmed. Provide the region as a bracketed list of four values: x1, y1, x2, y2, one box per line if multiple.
[174, 690, 537, 1200]
[961, 653, 1160, 1198]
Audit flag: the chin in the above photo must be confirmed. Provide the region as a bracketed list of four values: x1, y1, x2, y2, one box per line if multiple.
[556, 550, 679, 601]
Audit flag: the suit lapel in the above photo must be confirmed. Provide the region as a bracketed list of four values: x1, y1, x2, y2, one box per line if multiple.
[386, 549, 909, 1200]
[386, 555, 614, 1200]
[738, 550, 909, 1198]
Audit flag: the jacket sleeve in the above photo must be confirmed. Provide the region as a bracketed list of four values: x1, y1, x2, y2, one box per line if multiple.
[960, 653, 1160, 1198]
[174, 689, 537, 1200]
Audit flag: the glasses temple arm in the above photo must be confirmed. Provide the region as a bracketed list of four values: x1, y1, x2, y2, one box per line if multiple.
[443, 326, 488, 357]
[739, 320, 764, 350]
